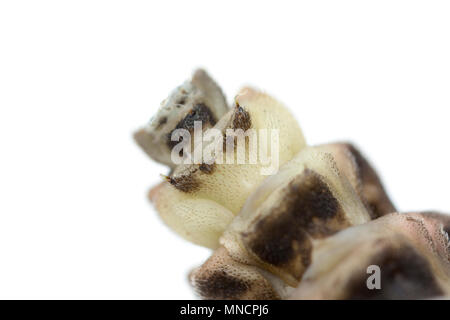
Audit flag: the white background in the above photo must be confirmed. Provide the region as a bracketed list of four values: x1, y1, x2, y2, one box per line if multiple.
[1, 1, 449, 299]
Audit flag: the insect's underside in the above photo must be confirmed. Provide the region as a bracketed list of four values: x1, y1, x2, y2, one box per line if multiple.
[135, 70, 450, 300]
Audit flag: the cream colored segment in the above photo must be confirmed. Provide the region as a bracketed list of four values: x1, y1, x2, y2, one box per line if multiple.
[152, 87, 306, 248]
[220, 147, 371, 281]
[151, 182, 234, 249]
[235, 87, 306, 164]
[169, 87, 306, 214]
[225, 147, 370, 238]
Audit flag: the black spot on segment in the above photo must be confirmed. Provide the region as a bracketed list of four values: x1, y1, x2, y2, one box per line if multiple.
[347, 244, 443, 300]
[247, 221, 312, 269]
[166, 174, 199, 193]
[232, 105, 252, 131]
[274, 169, 348, 238]
[289, 169, 345, 235]
[166, 103, 216, 149]
[243, 169, 347, 281]
[167, 163, 214, 193]
[199, 163, 215, 174]
[196, 271, 248, 300]
[177, 103, 216, 130]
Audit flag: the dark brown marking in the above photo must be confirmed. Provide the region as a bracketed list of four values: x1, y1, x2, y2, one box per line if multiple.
[232, 105, 252, 131]
[347, 244, 443, 300]
[345, 143, 396, 219]
[166, 103, 217, 149]
[243, 169, 348, 281]
[178, 103, 216, 130]
[247, 220, 312, 268]
[166, 174, 199, 193]
[196, 271, 248, 300]
[273, 169, 348, 238]
[290, 169, 344, 234]
[199, 163, 215, 174]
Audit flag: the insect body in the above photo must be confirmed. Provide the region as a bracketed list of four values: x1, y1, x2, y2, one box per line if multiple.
[135, 70, 450, 300]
